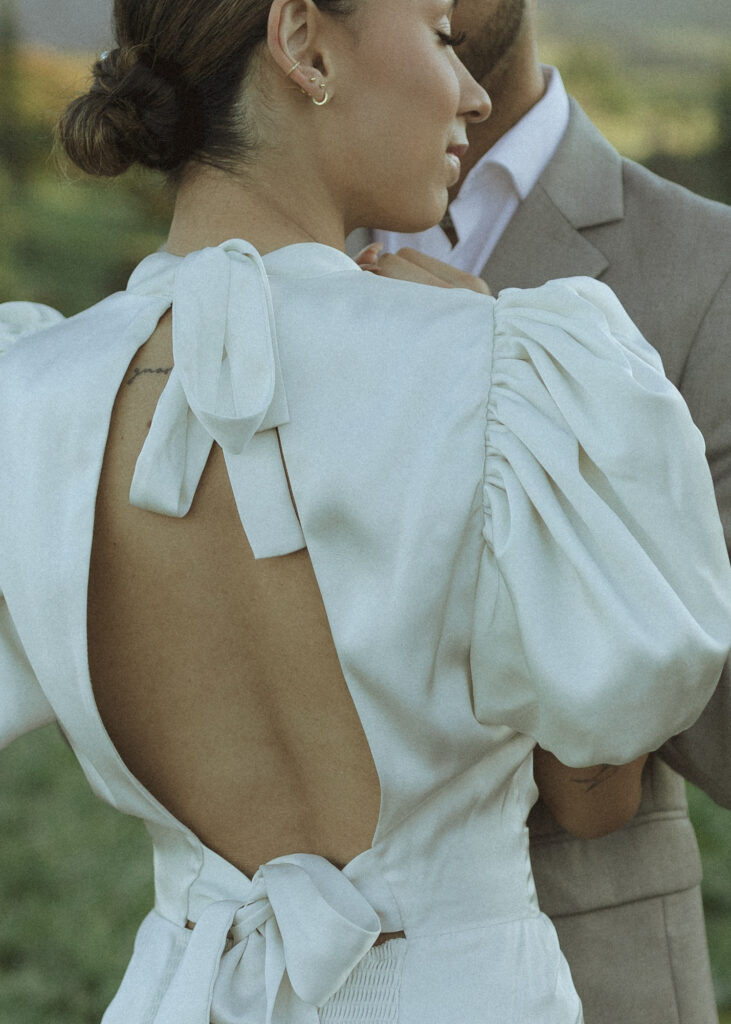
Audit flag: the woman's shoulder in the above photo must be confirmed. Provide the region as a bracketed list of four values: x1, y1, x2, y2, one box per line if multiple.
[284, 260, 662, 374]
[0, 302, 66, 357]
[0, 291, 163, 400]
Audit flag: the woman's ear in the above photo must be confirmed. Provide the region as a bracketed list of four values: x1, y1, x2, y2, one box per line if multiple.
[267, 0, 330, 103]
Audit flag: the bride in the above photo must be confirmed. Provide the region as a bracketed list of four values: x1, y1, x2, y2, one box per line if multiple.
[1, 0, 729, 1021]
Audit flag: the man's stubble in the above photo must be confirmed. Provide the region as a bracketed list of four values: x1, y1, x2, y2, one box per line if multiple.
[456, 0, 527, 85]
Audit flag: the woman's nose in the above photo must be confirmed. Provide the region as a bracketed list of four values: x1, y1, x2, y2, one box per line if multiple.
[458, 63, 492, 124]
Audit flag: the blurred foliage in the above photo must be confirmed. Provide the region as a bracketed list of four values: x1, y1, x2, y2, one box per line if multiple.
[688, 784, 731, 1009]
[644, 69, 731, 204]
[0, 8, 172, 314]
[539, 22, 731, 203]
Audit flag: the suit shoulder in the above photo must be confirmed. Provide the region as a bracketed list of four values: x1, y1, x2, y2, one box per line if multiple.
[619, 157, 731, 258]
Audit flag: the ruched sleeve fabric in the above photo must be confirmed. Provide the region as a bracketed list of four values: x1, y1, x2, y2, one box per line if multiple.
[471, 277, 731, 767]
[0, 302, 65, 748]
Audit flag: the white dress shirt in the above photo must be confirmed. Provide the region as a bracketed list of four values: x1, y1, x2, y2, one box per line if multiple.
[374, 66, 570, 273]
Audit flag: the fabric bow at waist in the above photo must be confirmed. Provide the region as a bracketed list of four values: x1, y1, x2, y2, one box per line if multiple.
[152, 853, 382, 1024]
[126, 239, 305, 557]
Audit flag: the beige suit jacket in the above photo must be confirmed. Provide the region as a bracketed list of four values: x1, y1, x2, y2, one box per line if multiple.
[483, 100, 730, 1024]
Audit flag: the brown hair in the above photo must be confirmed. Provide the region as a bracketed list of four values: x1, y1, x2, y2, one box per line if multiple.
[57, 0, 355, 179]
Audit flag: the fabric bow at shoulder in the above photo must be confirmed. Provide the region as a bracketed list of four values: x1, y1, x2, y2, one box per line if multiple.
[127, 239, 305, 557]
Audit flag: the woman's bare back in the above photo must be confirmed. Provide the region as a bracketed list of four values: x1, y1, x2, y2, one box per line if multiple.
[87, 314, 380, 877]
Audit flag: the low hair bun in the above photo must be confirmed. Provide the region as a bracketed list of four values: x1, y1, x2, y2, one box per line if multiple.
[57, 0, 356, 181]
[58, 47, 205, 177]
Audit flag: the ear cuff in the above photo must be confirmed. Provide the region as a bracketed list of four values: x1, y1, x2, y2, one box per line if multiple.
[285, 62, 331, 106]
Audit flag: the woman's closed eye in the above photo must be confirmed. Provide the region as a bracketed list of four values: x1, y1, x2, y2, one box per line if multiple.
[437, 29, 467, 48]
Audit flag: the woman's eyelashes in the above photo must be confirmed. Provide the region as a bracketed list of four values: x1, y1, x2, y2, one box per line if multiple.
[437, 29, 467, 48]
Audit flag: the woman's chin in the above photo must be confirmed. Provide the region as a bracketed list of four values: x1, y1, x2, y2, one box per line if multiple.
[375, 199, 449, 236]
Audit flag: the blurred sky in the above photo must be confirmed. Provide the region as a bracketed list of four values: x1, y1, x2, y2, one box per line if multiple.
[9, 0, 730, 52]
[14, 0, 114, 51]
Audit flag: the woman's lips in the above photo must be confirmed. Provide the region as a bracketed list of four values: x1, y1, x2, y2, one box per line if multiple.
[446, 144, 467, 180]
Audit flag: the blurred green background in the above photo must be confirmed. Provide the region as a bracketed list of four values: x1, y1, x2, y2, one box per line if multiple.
[0, 0, 729, 1020]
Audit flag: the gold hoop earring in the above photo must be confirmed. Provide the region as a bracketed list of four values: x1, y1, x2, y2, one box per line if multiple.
[286, 60, 301, 77]
[312, 84, 330, 106]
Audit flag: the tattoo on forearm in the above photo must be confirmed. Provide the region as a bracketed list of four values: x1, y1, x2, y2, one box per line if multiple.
[126, 366, 173, 386]
[571, 765, 621, 792]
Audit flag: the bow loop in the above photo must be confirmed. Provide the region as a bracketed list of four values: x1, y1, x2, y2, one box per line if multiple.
[127, 240, 295, 541]
[257, 856, 382, 1006]
[172, 242, 289, 454]
[153, 853, 382, 1024]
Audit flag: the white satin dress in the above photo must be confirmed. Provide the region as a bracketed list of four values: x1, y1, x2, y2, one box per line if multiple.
[1, 240, 729, 1024]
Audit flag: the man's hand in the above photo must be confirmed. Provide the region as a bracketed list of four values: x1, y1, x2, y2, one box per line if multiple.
[354, 244, 492, 295]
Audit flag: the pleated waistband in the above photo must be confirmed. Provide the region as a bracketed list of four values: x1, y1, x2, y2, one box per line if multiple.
[318, 939, 407, 1024]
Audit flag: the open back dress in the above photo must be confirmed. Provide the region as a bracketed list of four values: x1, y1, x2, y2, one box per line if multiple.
[1, 240, 730, 1024]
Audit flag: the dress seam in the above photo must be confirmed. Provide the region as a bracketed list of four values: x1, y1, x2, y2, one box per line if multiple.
[405, 908, 542, 940]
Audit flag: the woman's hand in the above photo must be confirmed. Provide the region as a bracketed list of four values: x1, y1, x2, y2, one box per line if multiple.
[354, 243, 492, 295]
[533, 746, 649, 840]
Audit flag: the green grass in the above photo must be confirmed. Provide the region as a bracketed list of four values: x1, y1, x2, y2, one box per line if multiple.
[0, 726, 152, 1023]
[0, 725, 729, 1022]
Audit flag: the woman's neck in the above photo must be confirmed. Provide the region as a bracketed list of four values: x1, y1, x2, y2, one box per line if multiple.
[165, 162, 347, 258]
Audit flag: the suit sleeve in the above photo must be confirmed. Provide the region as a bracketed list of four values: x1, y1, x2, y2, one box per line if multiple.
[661, 268, 731, 808]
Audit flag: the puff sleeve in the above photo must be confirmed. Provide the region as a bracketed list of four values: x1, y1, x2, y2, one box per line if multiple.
[471, 278, 731, 767]
[0, 302, 63, 748]
[0, 301, 65, 355]
[0, 594, 55, 750]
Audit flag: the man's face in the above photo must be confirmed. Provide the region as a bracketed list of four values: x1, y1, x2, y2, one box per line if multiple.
[452, 0, 527, 83]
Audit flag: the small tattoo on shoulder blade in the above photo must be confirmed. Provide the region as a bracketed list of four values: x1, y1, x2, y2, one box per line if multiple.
[126, 366, 173, 386]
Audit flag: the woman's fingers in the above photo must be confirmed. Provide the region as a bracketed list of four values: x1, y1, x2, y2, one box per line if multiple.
[392, 248, 492, 294]
[374, 251, 454, 287]
[354, 242, 492, 294]
[353, 243, 384, 269]
[356, 245, 491, 294]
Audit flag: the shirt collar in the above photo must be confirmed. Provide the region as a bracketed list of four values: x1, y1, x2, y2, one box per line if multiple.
[458, 65, 570, 203]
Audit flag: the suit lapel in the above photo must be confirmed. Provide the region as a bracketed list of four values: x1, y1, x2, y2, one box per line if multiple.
[483, 100, 625, 292]
[482, 185, 609, 292]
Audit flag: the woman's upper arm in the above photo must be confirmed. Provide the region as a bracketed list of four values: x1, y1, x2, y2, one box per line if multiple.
[533, 746, 648, 839]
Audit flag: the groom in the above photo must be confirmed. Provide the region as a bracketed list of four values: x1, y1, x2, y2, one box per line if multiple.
[356, 1, 731, 1021]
